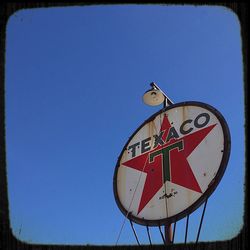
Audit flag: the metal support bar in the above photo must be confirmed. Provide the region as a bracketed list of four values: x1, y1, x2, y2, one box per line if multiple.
[129, 219, 140, 246]
[150, 82, 174, 106]
[146, 225, 152, 245]
[172, 221, 176, 243]
[158, 225, 166, 245]
[184, 214, 189, 244]
[196, 198, 208, 244]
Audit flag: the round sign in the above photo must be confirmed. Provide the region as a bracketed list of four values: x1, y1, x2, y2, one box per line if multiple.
[113, 102, 230, 226]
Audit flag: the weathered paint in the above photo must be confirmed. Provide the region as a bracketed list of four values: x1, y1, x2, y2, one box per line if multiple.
[113, 102, 230, 226]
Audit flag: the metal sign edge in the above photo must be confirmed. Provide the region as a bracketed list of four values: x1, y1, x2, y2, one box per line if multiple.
[113, 101, 231, 226]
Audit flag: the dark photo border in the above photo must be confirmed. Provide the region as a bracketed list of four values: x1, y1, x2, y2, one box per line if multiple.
[0, 2, 248, 250]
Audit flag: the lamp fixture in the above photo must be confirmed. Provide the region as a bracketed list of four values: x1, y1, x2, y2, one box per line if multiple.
[143, 82, 173, 107]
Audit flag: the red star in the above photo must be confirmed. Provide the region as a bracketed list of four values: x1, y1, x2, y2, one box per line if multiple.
[122, 115, 217, 215]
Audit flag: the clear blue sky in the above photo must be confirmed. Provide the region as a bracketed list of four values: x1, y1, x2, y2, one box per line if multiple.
[5, 4, 244, 245]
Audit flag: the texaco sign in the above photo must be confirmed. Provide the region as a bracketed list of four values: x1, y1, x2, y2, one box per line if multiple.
[113, 102, 230, 226]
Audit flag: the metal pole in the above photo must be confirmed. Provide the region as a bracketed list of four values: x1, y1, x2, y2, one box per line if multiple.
[155, 85, 174, 245]
[164, 222, 173, 244]
[150, 82, 174, 106]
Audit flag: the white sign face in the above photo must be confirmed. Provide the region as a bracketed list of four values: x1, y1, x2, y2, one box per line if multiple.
[113, 102, 230, 226]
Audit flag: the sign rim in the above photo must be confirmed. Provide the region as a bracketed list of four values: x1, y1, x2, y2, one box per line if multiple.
[113, 101, 231, 226]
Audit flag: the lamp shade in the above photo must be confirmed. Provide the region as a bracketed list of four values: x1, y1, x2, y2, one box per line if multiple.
[143, 88, 165, 106]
